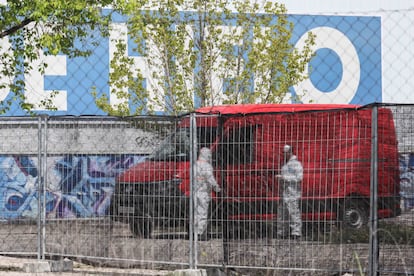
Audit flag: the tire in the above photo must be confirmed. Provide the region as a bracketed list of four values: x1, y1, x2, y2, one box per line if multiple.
[342, 200, 368, 229]
[129, 214, 153, 238]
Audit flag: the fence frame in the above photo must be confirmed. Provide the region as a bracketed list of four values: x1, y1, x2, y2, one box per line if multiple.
[1, 104, 413, 275]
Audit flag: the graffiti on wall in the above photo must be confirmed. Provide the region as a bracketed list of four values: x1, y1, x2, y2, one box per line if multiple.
[399, 152, 414, 211]
[0, 155, 145, 220]
[2, 152, 411, 220]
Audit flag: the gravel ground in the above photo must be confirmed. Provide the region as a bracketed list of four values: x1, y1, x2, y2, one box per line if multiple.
[0, 212, 412, 275]
[0, 255, 174, 276]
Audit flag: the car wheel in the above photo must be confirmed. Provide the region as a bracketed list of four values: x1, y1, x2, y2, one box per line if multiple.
[342, 200, 368, 229]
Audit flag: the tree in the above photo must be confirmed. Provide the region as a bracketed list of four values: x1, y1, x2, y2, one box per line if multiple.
[94, 0, 315, 116]
[0, 0, 112, 114]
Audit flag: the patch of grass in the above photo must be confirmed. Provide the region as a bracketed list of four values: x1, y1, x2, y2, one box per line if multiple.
[377, 222, 414, 245]
[326, 222, 414, 245]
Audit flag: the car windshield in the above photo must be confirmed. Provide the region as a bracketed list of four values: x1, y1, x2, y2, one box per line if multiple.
[149, 129, 191, 161]
[148, 126, 218, 161]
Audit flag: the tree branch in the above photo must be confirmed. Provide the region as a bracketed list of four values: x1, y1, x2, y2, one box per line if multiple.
[0, 17, 34, 38]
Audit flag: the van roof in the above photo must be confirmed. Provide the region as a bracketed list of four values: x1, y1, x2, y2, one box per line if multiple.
[195, 103, 360, 115]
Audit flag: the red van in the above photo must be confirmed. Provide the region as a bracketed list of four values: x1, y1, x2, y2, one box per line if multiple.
[110, 104, 401, 238]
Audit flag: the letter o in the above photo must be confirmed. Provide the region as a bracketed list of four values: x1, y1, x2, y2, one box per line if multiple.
[293, 27, 360, 104]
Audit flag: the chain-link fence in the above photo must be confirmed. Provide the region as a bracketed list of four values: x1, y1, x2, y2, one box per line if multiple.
[0, 103, 413, 275]
[0, 7, 412, 115]
[1, 4, 414, 276]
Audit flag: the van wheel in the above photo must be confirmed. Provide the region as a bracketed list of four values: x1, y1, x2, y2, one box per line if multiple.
[129, 214, 153, 238]
[342, 200, 368, 229]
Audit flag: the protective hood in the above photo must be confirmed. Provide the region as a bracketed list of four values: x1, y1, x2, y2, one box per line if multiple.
[198, 147, 212, 163]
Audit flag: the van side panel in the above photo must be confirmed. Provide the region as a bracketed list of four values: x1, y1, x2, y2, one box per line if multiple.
[219, 107, 399, 220]
[109, 104, 400, 237]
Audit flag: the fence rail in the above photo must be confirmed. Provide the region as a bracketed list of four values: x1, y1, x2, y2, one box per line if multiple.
[0, 104, 413, 275]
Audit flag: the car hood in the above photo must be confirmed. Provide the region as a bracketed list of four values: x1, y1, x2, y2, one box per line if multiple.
[116, 160, 189, 183]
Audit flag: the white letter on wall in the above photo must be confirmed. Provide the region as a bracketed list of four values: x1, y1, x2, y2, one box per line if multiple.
[109, 23, 148, 109]
[25, 52, 67, 111]
[294, 26, 360, 104]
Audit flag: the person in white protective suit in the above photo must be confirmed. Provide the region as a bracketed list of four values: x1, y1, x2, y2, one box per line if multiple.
[194, 147, 221, 239]
[276, 144, 303, 239]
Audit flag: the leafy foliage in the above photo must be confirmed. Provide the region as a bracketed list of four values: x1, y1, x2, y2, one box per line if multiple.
[96, 0, 315, 115]
[1, 0, 315, 116]
[0, 0, 112, 114]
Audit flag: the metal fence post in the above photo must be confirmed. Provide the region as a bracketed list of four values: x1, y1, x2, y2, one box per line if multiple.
[37, 116, 42, 260]
[369, 105, 379, 276]
[37, 115, 47, 260]
[42, 115, 48, 261]
[189, 113, 197, 269]
[37, 114, 48, 260]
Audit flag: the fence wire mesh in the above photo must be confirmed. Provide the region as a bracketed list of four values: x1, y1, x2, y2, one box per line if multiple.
[0, 104, 413, 275]
[1, 7, 413, 115]
[0, 117, 40, 256]
[0, 4, 414, 276]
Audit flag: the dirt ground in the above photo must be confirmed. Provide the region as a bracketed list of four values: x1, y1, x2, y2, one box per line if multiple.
[0, 212, 413, 275]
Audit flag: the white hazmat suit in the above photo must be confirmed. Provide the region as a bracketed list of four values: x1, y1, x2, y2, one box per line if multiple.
[194, 148, 221, 236]
[277, 145, 303, 238]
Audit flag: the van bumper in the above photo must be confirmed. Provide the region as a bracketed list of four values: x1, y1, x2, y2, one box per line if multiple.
[109, 179, 189, 225]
